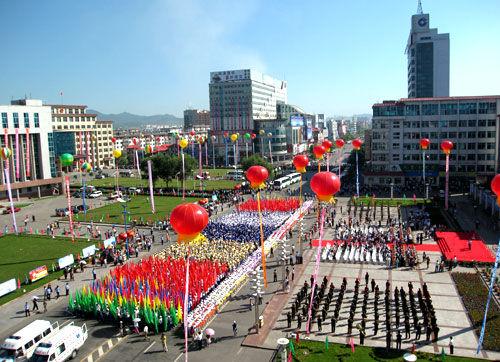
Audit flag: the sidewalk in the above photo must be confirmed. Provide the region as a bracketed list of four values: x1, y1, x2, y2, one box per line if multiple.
[0, 226, 171, 340]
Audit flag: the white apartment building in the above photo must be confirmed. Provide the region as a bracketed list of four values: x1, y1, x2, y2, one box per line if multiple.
[50, 105, 114, 169]
[209, 69, 287, 164]
[368, 96, 500, 188]
[0, 99, 60, 198]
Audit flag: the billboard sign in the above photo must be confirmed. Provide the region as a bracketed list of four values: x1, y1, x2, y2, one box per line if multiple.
[290, 115, 303, 127]
[29, 265, 48, 282]
[82, 245, 97, 258]
[103, 237, 116, 248]
[58, 254, 74, 269]
[0, 278, 17, 297]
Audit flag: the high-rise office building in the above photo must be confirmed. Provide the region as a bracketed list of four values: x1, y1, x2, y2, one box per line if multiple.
[209, 69, 287, 164]
[406, 6, 449, 98]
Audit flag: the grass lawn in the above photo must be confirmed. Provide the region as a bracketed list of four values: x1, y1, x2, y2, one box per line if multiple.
[452, 272, 500, 351]
[353, 197, 429, 207]
[73, 195, 198, 224]
[0, 235, 94, 306]
[283, 340, 484, 361]
[81, 171, 237, 191]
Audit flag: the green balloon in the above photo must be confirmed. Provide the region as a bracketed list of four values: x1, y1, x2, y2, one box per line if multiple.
[60, 153, 74, 166]
[244, 133, 251, 140]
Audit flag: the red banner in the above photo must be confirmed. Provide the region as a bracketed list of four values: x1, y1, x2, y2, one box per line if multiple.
[25, 129, 30, 177]
[29, 265, 48, 282]
[65, 176, 74, 241]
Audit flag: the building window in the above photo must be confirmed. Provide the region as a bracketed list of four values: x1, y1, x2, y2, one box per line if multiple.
[405, 104, 420, 116]
[24, 113, 29, 128]
[422, 104, 439, 115]
[1, 113, 7, 128]
[34, 113, 40, 127]
[440, 103, 458, 115]
[459, 102, 477, 115]
[468, 120, 476, 127]
[478, 102, 496, 114]
[13, 113, 19, 128]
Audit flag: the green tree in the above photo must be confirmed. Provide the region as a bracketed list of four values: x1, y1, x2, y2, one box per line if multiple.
[240, 155, 274, 179]
[141, 154, 196, 187]
[116, 153, 130, 167]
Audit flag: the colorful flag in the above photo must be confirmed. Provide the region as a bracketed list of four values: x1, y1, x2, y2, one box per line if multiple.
[288, 340, 295, 357]
[325, 335, 329, 351]
[349, 337, 355, 353]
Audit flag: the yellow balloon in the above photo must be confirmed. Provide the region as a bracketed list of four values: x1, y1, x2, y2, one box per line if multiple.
[113, 149, 122, 158]
[230, 134, 238, 142]
[179, 138, 189, 149]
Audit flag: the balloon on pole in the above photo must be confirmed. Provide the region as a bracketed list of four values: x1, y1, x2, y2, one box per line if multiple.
[441, 140, 454, 210]
[1, 147, 18, 234]
[246, 165, 270, 287]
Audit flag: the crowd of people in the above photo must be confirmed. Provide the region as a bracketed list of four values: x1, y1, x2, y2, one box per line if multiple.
[203, 211, 291, 243]
[156, 240, 256, 271]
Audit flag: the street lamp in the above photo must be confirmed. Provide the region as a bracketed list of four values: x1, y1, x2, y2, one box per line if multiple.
[251, 268, 263, 333]
[425, 182, 430, 200]
[390, 182, 394, 199]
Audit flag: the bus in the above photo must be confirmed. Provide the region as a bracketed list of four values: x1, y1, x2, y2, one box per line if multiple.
[226, 170, 244, 180]
[273, 176, 291, 190]
[287, 173, 301, 184]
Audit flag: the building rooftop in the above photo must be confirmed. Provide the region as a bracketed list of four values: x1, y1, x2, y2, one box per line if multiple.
[373, 95, 500, 107]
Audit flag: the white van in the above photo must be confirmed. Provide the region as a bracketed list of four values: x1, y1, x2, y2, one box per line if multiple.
[31, 323, 87, 362]
[0, 320, 59, 361]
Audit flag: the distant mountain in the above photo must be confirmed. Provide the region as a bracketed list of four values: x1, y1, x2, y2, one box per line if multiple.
[88, 109, 183, 128]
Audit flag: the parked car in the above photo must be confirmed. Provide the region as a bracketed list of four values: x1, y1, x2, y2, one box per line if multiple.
[88, 190, 103, 198]
[108, 191, 123, 200]
[55, 208, 67, 217]
[72, 191, 81, 198]
[31, 322, 88, 362]
[71, 206, 80, 214]
[95, 174, 106, 179]
[2, 207, 21, 215]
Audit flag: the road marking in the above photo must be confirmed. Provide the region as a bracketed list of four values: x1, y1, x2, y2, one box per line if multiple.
[143, 341, 156, 354]
[87, 355, 93, 362]
[174, 353, 183, 362]
[107, 339, 113, 349]
[97, 346, 104, 356]
[237, 347, 243, 355]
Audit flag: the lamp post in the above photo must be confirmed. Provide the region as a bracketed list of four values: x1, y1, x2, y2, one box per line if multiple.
[251, 268, 263, 333]
[390, 182, 394, 200]
[425, 182, 430, 200]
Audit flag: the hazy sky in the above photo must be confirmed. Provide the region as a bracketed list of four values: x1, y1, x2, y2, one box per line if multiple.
[1, 0, 499, 117]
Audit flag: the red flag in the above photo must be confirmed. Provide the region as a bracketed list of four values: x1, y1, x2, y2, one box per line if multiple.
[295, 331, 299, 344]
[287, 351, 292, 362]
[349, 337, 355, 353]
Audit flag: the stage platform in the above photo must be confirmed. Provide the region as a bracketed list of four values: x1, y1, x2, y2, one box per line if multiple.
[435, 231, 495, 263]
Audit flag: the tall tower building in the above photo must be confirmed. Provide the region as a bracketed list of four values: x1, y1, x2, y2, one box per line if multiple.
[406, 2, 449, 98]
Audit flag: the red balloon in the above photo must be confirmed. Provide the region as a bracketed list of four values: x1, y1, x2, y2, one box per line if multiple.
[118, 232, 128, 241]
[293, 155, 309, 173]
[313, 145, 326, 160]
[310, 172, 341, 202]
[111, 137, 117, 143]
[251, 133, 257, 139]
[189, 130, 196, 136]
[246, 165, 269, 189]
[491, 175, 500, 206]
[440, 140, 454, 155]
[126, 229, 135, 238]
[335, 139, 345, 148]
[223, 131, 229, 137]
[322, 140, 333, 152]
[170, 203, 209, 240]
[352, 138, 363, 150]
[420, 138, 430, 150]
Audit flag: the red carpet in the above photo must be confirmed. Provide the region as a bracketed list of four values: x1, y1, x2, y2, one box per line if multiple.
[435, 231, 495, 263]
[311, 240, 441, 252]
